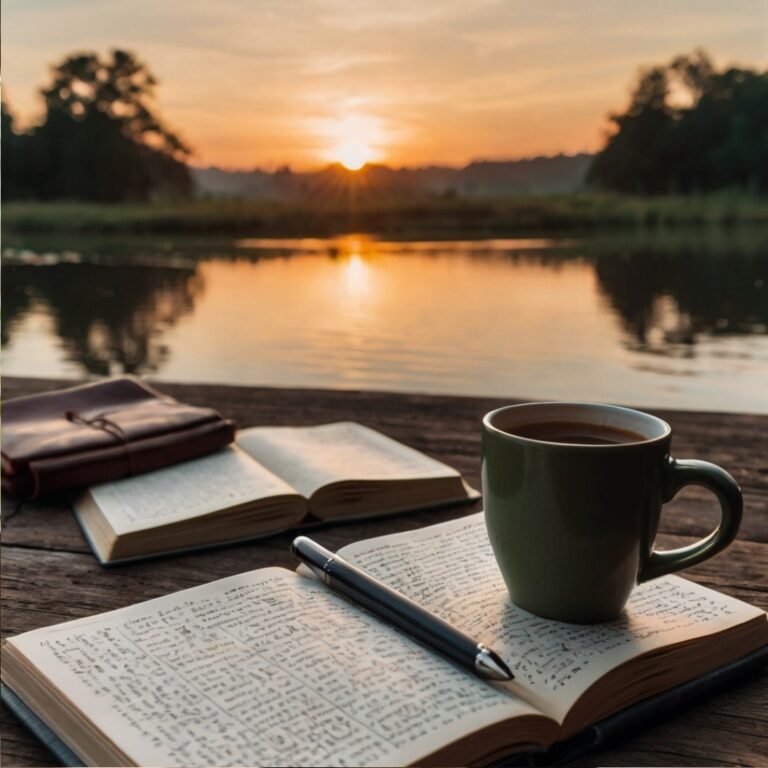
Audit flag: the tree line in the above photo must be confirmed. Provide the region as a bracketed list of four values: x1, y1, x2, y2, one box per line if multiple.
[2, 49, 766, 202]
[588, 51, 768, 194]
[2, 50, 192, 202]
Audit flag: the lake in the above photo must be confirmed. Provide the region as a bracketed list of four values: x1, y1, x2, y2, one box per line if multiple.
[3, 231, 767, 413]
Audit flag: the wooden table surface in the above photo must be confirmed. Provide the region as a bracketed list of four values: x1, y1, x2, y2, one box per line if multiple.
[2, 376, 767, 767]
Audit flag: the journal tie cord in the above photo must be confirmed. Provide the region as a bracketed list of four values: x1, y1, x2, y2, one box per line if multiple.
[64, 410, 138, 477]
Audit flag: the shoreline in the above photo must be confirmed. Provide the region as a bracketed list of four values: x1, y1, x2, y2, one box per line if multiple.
[4, 194, 767, 236]
[3, 375, 768, 417]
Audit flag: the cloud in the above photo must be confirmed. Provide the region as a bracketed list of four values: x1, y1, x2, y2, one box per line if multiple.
[3, 0, 766, 167]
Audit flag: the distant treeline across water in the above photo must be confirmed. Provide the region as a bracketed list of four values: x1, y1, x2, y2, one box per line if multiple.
[2, 50, 766, 205]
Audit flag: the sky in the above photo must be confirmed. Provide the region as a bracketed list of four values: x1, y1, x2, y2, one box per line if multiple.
[2, 0, 766, 170]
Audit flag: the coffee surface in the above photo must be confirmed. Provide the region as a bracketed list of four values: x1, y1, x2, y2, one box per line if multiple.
[510, 420, 647, 445]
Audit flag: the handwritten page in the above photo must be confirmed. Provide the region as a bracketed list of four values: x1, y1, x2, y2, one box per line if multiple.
[8, 568, 543, 767]
[237, 422, 459, 498]
[338, 513, 765, 723]
[83, 447, 300, 534]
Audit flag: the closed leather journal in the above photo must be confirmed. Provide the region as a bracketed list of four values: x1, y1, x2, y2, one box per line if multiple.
[1, 377, 236, 499]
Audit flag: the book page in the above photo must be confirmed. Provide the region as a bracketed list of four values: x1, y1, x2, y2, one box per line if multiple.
[338, 513, 765, 723]
[80, 446, 300, 535]
[7, 568, 544, 768]
[237, 422, 459, 498]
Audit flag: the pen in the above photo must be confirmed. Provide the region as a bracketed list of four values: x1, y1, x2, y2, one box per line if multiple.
[291, 536, 514, 682]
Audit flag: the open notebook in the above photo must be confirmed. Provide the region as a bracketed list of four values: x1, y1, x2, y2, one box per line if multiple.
[2, 514, 766, 767]
[72, 422, 477, 564]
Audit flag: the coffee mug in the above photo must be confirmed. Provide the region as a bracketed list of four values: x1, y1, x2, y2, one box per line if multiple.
[482, 402, 742, 623]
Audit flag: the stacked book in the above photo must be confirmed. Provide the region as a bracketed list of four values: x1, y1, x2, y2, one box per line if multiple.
[1, 377, 236, 499]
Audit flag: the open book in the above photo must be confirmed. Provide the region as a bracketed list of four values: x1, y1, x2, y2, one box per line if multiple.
[3, 513, 767, 767]
[72, 422, 477, 564]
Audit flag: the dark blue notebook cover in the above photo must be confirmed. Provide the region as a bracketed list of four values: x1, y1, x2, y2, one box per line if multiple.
[4, 645, 767, 767]
[1, 685, 82, 767]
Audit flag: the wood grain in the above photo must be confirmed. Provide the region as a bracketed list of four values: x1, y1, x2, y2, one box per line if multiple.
[2, 376, 767, 767]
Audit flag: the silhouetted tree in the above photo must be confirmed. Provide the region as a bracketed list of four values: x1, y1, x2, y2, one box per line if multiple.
[2, 100, 36, 199]
[594, 245, 768, 354]
[2, 50, 193, 202]
[588, 66, 673, 194]
[589, 51, 768, 195]
[2, 260, 203, 373]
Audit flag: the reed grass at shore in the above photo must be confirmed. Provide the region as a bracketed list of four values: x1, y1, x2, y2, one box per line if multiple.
[4, 194, 767, 236]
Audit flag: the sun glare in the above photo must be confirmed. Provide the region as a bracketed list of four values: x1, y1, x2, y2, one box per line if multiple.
[318, 112, 385, 170]
[334, 139, 372, 170]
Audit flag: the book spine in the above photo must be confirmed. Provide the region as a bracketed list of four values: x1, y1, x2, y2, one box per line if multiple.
[540, 644, 768, 766]
[1, 684, 84, 767]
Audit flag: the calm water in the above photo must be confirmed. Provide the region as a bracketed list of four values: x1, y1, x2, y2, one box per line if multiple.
[3, 232, 767, 412]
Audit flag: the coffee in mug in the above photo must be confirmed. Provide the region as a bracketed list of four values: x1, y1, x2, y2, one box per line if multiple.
[510, 421, 646, 445]
[482, 402, 742, 623]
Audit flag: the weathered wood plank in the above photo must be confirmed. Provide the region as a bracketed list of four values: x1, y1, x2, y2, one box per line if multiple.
[0, 720, 58, 768]
[2, 377, 767, 767]
[3, 376, 768, 547]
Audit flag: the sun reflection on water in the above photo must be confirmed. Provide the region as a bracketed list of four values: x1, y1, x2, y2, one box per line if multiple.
[3, 236, 767, 412]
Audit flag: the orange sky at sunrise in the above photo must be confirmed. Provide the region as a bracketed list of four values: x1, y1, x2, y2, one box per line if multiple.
[3, 0, 766, 170]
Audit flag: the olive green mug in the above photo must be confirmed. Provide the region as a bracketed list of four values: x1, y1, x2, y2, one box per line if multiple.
[482, 402, 742, 623]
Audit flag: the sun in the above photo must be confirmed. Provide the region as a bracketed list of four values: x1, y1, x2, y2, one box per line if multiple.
[318, 112, 384, 169]
[333, 139, 372, 171]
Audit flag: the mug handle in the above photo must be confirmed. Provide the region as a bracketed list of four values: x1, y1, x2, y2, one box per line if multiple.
[638, 458, 743, 583]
